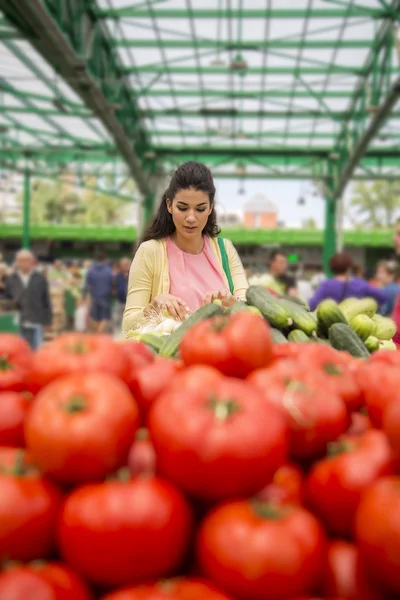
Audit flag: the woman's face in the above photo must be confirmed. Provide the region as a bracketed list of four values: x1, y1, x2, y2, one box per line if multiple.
[376, 265, 391, 285]
[167, 188, 212, 240]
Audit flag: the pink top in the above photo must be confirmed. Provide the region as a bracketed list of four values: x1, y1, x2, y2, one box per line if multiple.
[166, 236, 228, 311]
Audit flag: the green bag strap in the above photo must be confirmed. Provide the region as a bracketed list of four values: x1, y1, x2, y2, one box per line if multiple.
[217, 237, 235, 295]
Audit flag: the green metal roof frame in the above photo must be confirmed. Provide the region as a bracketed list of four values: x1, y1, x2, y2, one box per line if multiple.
[0, 1, 400, 238]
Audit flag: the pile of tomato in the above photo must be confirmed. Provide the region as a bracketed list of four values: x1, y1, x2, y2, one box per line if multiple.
[1, 310, 400, 600]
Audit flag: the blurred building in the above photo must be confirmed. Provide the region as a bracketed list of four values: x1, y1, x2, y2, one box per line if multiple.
[243, 194, 278, 229]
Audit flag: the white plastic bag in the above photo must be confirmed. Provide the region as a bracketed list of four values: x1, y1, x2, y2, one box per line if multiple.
[74, 305, 88, 332]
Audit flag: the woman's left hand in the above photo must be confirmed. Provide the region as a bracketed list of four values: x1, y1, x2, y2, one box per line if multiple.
[202, 289, 237, 308]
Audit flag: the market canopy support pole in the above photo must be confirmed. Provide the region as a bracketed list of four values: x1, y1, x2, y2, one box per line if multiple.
[323, 181, 336, 276]
[22, 170, 31, 250]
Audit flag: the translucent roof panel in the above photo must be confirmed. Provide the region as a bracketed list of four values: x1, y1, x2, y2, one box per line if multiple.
[1, 0, 399, 186]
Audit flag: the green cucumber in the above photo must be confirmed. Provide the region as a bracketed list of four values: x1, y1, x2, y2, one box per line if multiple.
[246, 286, 292, 329]
[339, 297, 378, 321]
[349, 314, 375, 341]
[288, 329, 310, 343]
[271, 328, 288, 344]
[372, 314, 397, 341]
[316, 299, 347, 336]
[278, 298, 318, 337]
[159, 303, 223, 357]
[364, 336, 380, 353]
[328, 323, 370, 358]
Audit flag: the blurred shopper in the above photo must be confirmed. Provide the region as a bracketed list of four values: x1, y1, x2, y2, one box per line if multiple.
[265, 250, 297, 295]
[390, 220, 400, 347]
[309, 251, 388, 311]
[64, 262, 84, 331]
[0, 262, 9, 300]
[113, 257, 130, 332]
[5, 249, 52, 349]
[376, 260, 400, 316]
[83, 250, 113, 333]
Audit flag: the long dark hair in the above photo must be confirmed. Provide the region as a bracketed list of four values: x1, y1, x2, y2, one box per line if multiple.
[140, 161, 220, 244]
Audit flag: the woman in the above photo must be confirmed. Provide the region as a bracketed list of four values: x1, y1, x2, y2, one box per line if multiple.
[309, 252, 388, 311]
[123, 162, 248, 334]
[376, 260, 400, 316]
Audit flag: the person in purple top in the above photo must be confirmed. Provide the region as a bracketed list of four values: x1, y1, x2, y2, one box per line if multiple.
[309, 252, 388, 312]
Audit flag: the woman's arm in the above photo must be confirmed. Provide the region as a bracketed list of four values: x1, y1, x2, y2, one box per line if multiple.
[225, 239, 248, 301]
[122, 244, 154, 333]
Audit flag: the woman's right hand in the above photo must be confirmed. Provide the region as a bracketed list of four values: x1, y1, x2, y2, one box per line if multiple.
[151, 294, 191, 321]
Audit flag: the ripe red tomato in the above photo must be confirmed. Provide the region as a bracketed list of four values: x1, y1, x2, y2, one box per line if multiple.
[25, 372, 139, 484]
[148, 376, 287, 501]
[0, 446, 33, 470]
[368, 350, 400, 366]
[346, 411, 372, 436]
[128, 428, 156, 476]
[355, 476, 400, 593]
[356, 363, 399, 427]
[58, 476, 193, 587]
[129, 356, 183, 420]
[0, 562, 92, 600]
[100, 578, 233, 600]
[306, 430, 393, 537]
[272, 343, 303, 362]
[382, 399, 400, 461]
[180, 312, 274, 377]
[257, 463, 304, 505]
[121, 339, 154, 364]
[0, 455, 62, 561]
[0, 334, 32, 392]
[249, 366, 348, 460]
[197, 499, 326, 600]
[26, 333, 131, 393]
[296, 345, 362, 412]
[0, 391, 31, 446]
[321, 540, 358, 599]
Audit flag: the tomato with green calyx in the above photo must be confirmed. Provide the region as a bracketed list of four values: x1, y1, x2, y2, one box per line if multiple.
[25, 372, 139, 484]
[0, 562, 92, 600]
[0, 334, 32, 392]
[180, 312, 274, 377]
[197, 499, 326, 600]
[149, 376, 287, 501]
[355, 476, 400, 594]
[0, 391, 31, 447]
[26, 333, 131, 393]
[0, 446, 33, 470]
[306, 430, 393, 537]
[0, 450, 62, 561]
[100, 578, 234, 600]
[58, 475, 193, 588]
[249, 365, 348, 460]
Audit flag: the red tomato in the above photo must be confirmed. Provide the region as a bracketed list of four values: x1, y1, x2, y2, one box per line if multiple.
[121, 339, 154, 364]
[166, 365, 222, 394]
[129, 357, 183, 420]
[0, 446, 33, 470]
[249, 366, 348, 460]
[257, 463, 304, 505]
[368, 350, 400, 366]
[100, 578, 233, 600]
[0, 562, 92, 600]
[26, 333, 131, 393]
[296, 345, 362, 412]
[197, 500, 326, 600]
[148, 376, 287, 501]
[25, 372, 139, 484]
[306, 430, 393, 536]
[272, 343, 303, 362]
[382, 399, 400, 462]
[355, 476, 400, 593]
[0, 455, 62, 561]
[128, 428, 156, 476]
[180, 312, 274, 377]
[321, 540, 358, 599]
[346, 412, 372, 436]
[58, 476, 193, 588]
[0, 334, 32, 392]
[356, 363, 399, 427]
[0, 391, 31, 446]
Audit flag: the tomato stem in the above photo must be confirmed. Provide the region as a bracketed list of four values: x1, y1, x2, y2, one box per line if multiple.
[211, 315, 229, 332]
[136, 428, 149, 442]
[327, 439, 355, 457]
[251, 499, 287, 520]
[0, 354, 12, 372]
[64, 396, 87, 413]
[209, 398, 240, 421]
[324, 363, 342, 376]
[66, 340, 88, 355]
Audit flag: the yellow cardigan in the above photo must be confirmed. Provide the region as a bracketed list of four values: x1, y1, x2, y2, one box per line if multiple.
[122, 236, 248, 333]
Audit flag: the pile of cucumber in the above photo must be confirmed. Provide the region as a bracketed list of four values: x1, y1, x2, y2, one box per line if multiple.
[244, 285, 397, 358]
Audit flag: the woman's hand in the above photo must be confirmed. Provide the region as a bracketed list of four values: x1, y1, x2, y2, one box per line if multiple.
[202, 289, 237, 309]
[151, 294, 191, 321]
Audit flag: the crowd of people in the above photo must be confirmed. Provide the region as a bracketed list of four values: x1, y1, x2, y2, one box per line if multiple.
[0, 250, 131, 349]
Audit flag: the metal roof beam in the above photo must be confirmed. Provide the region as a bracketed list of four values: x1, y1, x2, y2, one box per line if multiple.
[140, 108, 400, 120]
[98, 8, 391, 19]
[123, 65, 394, 76]
[0, 0, 151, 195]
[113, 39, 374, 49]
[141, 89, 369, 99]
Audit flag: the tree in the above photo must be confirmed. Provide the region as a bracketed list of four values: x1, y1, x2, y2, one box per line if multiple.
[302, 217, 318, 230]
[347, 181, 400, 228]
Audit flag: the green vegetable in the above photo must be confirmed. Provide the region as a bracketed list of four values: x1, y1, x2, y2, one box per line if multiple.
[278, 298, 318, 337]
[288, 329, 310, 343]
[349, 314, 375, 341]
[271, 328, 288, 344]
[246, 286, 292, 329]
[328, 323, 370, 358]
[316, 299, 347, 336]
[372, 314, 397, 341]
